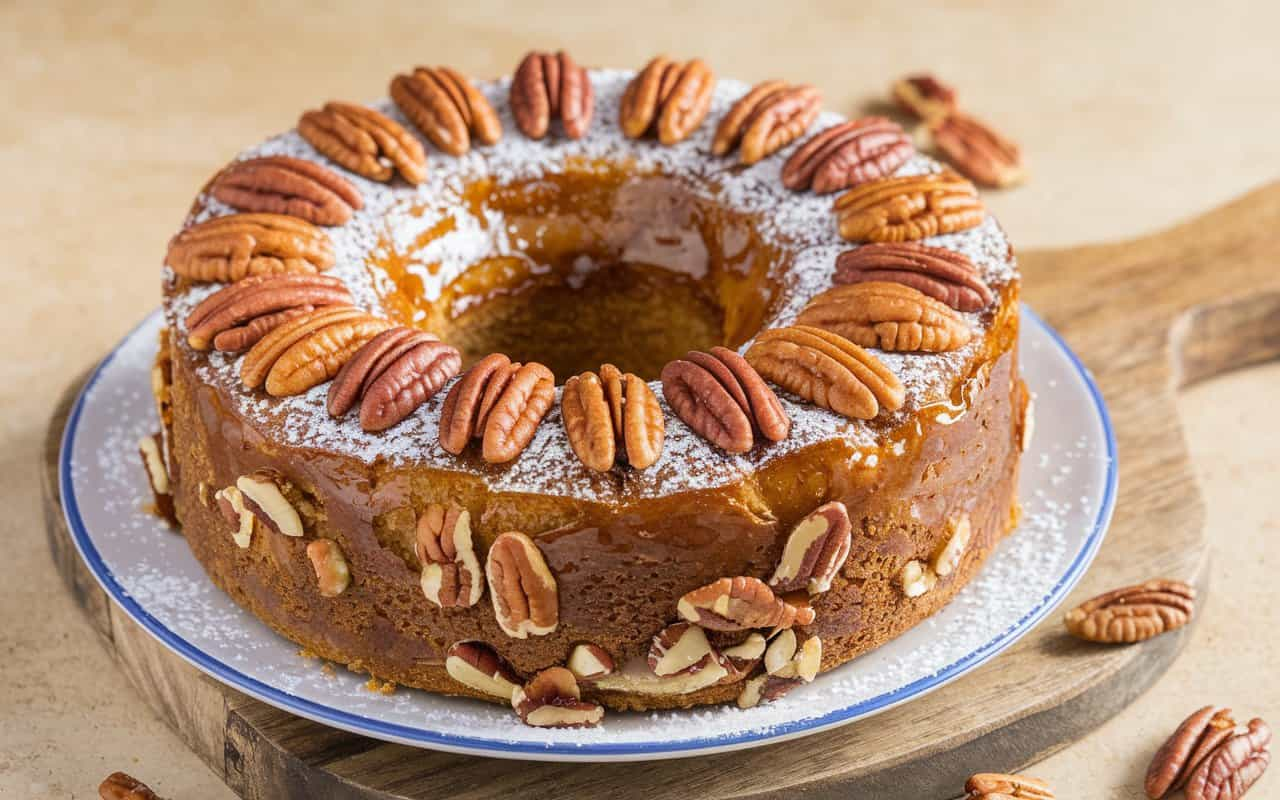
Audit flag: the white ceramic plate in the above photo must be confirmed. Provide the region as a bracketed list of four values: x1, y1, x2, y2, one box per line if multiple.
[60, 306, 1116, 762]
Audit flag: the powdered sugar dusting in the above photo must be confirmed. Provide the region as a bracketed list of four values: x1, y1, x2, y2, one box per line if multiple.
[163, 70, 1019, 502]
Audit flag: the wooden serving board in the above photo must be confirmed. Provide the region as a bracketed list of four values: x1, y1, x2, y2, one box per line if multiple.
[43, 182, 1280, 799]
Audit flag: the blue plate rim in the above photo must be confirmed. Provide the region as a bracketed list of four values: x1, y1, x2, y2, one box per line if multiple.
[59, 304, 1118, 761]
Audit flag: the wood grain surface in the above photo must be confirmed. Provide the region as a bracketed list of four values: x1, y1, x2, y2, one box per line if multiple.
[41, 181, 1280, 798]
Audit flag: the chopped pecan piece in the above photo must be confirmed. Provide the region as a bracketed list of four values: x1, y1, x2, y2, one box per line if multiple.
[214, 485, 254, 548]
[166, 212, 334, 283]
[566, 643, 615, 681]
[712, 81, 822, 164]
[660, 346, 790, 454]
[736, 673, 804, 708]
[326, 325, 459, 431]
[892, 73, 957, 122]
[137, 433, 175, 525]
[931, 111, 1026, 189]
[1064, 579, 1196, 643]
[782, 117, 914, 194]
[390, 66, 501, 155]
[834, 241, 993, 312]
[619, 56, 715, 144]
[416, 503, 483, 608]
[439, 355, 555, 463]
[306, 539, 350, 597]
[763, 628, 822, 682]
[796, 281, 973, 352]
[964, 772, 1054, 799]
[901, 559, 937, 597]
[562, 365, 665, 471]
[486, 531, 558, 638]
[511, 666, 603, 728]
[834, 171, 984, 243]
[510, 50, 594, 140]
[298, 101, 427, 184]
[235, 471, 303, 537]
[769, 501, 852, 594]
[210, 155, 362, 226]
[444, 641, 521, 700]
[745, 325, 905, 420]
[933, 514, 971, 577]
[183, 273, 353, 352]
[648, 622, 717, 677]
[677, 576, 815, 632]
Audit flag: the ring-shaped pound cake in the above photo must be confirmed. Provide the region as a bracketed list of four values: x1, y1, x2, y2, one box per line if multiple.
[151, 58, 1028, 726]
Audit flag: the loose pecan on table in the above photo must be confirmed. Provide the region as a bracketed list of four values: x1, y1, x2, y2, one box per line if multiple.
[511, 666, 604, 728]
[677, 576, 815, 632]
[1184, 718, 1271, 800]
[438, 354, 556, 463]
[712, 80, 822, 164]
[834, 241, 993, 312]
[660, 346, 790, 454]
[619, 55, 715, 144]
[390, 66, 502, 155]
[561, 364, 665, 471]
[445, 640, 521, 699]
[781, 117, 914, 194]
[210, 155, 363, 226]
[184, 273, 353, 351]
[99, 771, 163, 800]
[486, 531, 558, 638]
[415, 503, 483, 608]
[769, 501, 852, 595]
[239, 305, 392, 396]
[299, 101, 427, 184]
[930, 111, 1026, 189]
[510, 50, 594, 140]
[833, 171, 984, 243]
[166, 212, 334, 283]
[964, 772, 1054, 799]
[1146, 706, 1240, 798]
[326, 325, 460, 431]
[1063, 579, 1196, 643]
[892, 73, 958, 121]
[796, 281, 973, 353]
[744, 325, 905, 420]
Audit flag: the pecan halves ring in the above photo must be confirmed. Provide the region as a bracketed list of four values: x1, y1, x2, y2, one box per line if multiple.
[713, 81, 822, 164]
[209, 155, 363, 226]
[834, 171, 984, 243]
[1184, 718, 1271, 800]
[359, 339, 461, 431]
[481, 362, 556, 463]
[619, 56, 715, 144]
[1063, 578, 1196, 643]
[166, 212, 334, 282]
[562, 365, 665, 471]
[660, 347, 789, 454]
[677, 576, 816, 632]
[796, 281, 973, 352]
[930, 110, 1026, 189]
[298, 101, 427, 184]
[892, 73, 958, 122]
[510, 50, 594, 140]
[184, 273, 353, 351]
[486, 531, 558, 638]
[834, 241, 993, 312]
[417, 504, 484, 608]
[745, 325, 905, 420]
[390, 66, 502, 156]
[782, 117, 914, 194]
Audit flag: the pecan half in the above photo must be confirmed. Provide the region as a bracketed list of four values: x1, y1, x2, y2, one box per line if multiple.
[745, 325, 905, 419]
[619, 56, 715, 144]
[510, 50, 593, 140]
[166, 212, 333, 283]
[138, 433, 175, 525]
[210, 155, 362, 226]
[511, 666, 604, 728]
[567, 643, 615, 681]
[327, 326, 436, 417]
[357, 337, 460, 431]
[562, 365, 665, 471]
[99, 772, 162, 800]
[390, 66, 501, 155]
[770, 501, 852, 595]
[306, 539, 350, 597]
[242, 307, 393, 397]
[486, 531, 558, 638]
[1147, 706, 1238, 798]
[444, 641, 521, 699]
[964, 773, 1054, 799]
[834, 241, 993, 312]
[892, 73, 957, 122]
[834, 171, 985, 243]
[796, 281, 973, 352]
[298, 101, 427, 184]
[931, 111, 1026, 189]
[439, 353, 510, 454]
[1185, 718, 1271, 800]
[712, 81, 822, 164]
[416, 504, 483, 608]
[236, 471, 303, 537]
[782, 117, 914, 194]
[660, 346, 790, 454]
[184, 272, 352, 351]
[648, 622, 718, 677]
[480, 362, 556, 464]
[677, 576, 815, 632]
[1063, 579, 1196, 643]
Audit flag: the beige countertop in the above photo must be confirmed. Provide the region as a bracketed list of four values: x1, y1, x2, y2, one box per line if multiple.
[1, 2, 1277, 797]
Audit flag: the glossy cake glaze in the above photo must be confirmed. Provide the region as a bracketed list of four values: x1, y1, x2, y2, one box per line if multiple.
[157, 69, 1027, 712]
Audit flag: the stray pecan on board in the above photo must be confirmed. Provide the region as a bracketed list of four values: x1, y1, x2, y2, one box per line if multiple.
[415, 503, 483, 608]
[511, 666, 604, 728]
[782, 117, 914, 194]
[510, 50, 594, 140]
[892, 73, 958, 121]
[444, 641, 521, 699]
[677, 576, 815, 632]
[745, 325, 905, 420]
[166, 213, 334, 283]
[299, 101, 427, 184]
[660, 346, 790, 454]
[930, 111, 1026, 188]
[210, 155, 363, 226]
[306, 539, 350, 597]
[796, 281, 973, 352]
[834, 241, 993, 312]
[964, 772, 1054, 799]
[769, 501, 852, 595]
[1063, 579, 1196, 643]
[390, 66, 502, 155]
[99, 771, 162, 800]
[619, 56, 715, 144]
[438, 354, 556, 463]
[561, 363, 664, 471]
[834, 171, 984, 243]
[326, 325, 460, 431]
[486, 531, 558, 638]
[184, 273, 352, 351]
[712, 80, 822, 164]
[1146, 706, 1240, 798]
[240, 306, 392, 396]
